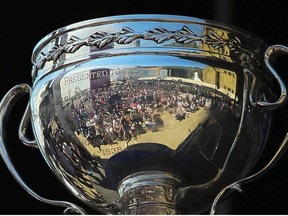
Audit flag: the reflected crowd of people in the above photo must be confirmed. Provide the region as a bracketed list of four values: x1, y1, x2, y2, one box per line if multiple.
[66, 79, 237, 147]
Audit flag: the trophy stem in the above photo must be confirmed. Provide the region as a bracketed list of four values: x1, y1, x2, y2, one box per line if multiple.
[117, 171, 183, 214]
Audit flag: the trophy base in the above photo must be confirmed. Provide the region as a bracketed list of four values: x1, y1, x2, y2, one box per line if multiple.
[118, 171, 183, 214]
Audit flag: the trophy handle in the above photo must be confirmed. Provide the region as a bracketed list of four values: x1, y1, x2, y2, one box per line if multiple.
[256, 45, 288, 110]
[0, 83, 87, 214]
[210, 133, 288, 214]
[18, 103, 37, 148]
[210, 45, 288, 214]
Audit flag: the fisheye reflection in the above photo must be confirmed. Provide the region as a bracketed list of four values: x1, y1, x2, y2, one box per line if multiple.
[44, 114, 108, 200]
[55, 68, 240, 159]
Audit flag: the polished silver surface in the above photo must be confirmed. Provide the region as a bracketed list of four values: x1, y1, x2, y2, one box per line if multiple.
[1, 14, 288, 214]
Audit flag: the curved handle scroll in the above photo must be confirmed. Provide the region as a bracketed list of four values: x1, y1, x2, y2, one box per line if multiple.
[258, 45, 288, 109]
[0, 84, 87, 214]
[210, 45, 288, 214]
[18, 103, 37, 148]
[210, 132, 288, 214]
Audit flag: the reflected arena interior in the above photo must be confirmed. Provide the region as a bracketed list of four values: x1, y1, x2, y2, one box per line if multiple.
[28, 14, 277, 214]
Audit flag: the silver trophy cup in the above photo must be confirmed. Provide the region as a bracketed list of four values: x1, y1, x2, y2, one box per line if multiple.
[1, 14, 288, 214]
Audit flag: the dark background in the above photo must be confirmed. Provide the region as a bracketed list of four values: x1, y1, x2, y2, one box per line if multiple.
[1, 0, 288, 214]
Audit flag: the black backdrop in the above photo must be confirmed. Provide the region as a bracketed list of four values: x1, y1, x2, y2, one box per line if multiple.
[1, 0, 288, 214]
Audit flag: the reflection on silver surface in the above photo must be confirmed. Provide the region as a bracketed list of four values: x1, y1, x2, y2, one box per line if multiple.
[1, 14, 288, 214]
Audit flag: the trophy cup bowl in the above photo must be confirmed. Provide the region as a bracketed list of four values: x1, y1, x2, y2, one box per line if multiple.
[1, 14, 288, 214]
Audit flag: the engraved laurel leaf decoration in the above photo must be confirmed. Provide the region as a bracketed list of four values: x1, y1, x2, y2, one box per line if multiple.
[146, 27, 174, 43]
[34, 25, 257, 72]
[175, 26, 203, 44]
[37, 53, 46, 69]
[179, 25, 198, 37]
[49, 45, 64, 62]
[116, 27, 139, 44]
[65, 36, 85, 53]
[87, 31, 113, 48]
[205, 32, 228, 49]
[229, 37, 242, 52]
[99, 37, 114, 48]
[230, 37, 256, 59]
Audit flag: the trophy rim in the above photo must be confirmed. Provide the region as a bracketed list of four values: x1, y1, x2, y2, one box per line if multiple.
[31, 13, 267, 83]
[33, 14, 264, 51]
